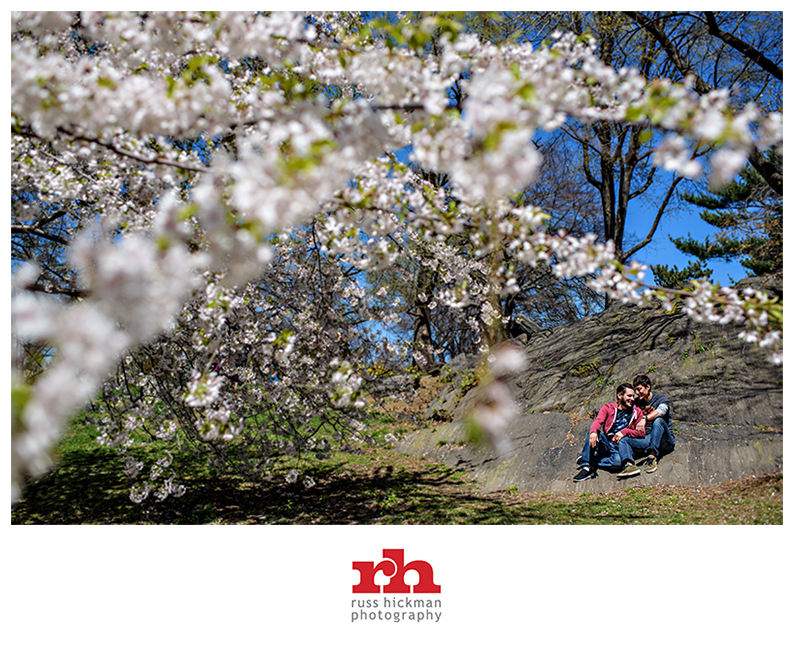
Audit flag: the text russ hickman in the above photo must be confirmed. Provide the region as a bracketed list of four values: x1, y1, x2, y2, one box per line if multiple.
[351, 549, 442, 624]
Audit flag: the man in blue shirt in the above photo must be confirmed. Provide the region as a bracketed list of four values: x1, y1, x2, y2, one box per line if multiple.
[629, 374, 675, 473]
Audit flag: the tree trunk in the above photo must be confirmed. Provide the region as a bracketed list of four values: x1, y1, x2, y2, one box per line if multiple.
[412, 265, 438, 372]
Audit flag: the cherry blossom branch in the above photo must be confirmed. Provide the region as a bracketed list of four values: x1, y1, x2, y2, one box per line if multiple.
[56, 127, 210, 173]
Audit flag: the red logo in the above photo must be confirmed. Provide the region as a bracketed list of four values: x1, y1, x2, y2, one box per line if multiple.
[353, 549, 441, 594]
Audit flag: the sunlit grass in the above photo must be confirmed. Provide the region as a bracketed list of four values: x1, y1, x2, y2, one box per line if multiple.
[11, 412, 783, 525]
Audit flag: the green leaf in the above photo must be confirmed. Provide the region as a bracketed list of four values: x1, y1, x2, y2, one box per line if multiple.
[12, 382, 33, 435]
[625, 105, 645, 122]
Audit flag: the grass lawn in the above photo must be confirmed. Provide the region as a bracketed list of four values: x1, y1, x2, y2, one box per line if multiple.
[11, 421, 783, 525]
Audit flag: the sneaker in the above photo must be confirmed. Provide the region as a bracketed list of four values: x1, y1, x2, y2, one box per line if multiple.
[617, 463, 641, 479]
[575, 455, 583, 466]
[645, 455, 658, 473]
[635, 454, 652, 466]
[573, 467, 596, 482]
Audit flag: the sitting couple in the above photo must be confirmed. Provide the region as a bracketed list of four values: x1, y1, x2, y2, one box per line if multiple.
[573, 374, 674, 483]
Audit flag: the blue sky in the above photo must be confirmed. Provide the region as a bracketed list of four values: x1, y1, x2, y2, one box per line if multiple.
[626, 203, 747, 287]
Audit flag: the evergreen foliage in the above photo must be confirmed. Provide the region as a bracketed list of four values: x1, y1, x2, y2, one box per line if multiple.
[650, 261, 713, 289]
[669, 161, 782, 278]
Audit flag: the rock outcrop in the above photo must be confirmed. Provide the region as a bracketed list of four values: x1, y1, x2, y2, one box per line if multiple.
[398, 281, 783, 494]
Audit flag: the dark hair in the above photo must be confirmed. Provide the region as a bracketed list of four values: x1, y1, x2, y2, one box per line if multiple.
[616, 382, 634, 397]
[633, 374, 652, 389]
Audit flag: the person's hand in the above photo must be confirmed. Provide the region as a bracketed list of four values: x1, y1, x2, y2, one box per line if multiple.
[589, 431, 598, 448]
[614, 431, 624, 442]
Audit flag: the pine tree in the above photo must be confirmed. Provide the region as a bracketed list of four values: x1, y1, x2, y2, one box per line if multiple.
[651, 261, 713, 289]
[668, 159, 782, 279]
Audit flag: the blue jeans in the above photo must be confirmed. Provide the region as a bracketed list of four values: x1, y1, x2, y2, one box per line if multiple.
[623, 419, 675, 458]
[580, 431, 635, 470]
[648, 418, 675, 456]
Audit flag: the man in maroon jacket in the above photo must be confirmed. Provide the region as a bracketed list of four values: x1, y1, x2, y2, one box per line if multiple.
[573, 382, 646, 482]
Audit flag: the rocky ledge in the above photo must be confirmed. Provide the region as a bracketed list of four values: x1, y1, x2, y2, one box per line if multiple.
[397, 279, 783, 494]
[397, 414, 781, 494]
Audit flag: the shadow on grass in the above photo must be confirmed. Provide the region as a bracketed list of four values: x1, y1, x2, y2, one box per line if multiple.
[12, 446, 139, 524]
[10, 436, 533, 524]
[11, 450, 644, 524]
[11, 436, 783, 525]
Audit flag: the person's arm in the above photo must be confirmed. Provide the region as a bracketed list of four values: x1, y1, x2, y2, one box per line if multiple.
[589, 404, 610, 447]
[619, 423, 646, 439]
[644, 401, 669, 423]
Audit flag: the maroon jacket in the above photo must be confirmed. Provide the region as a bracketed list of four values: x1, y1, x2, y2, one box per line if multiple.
[589, 402, 646, 441]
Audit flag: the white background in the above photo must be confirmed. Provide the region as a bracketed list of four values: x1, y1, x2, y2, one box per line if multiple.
[6, 524, 790, 651]
[5, 3, 790, 649]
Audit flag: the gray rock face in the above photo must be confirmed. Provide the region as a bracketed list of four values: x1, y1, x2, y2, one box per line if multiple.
[398, 290, 783, 493]
[398, 415, 781, 494]
[370, 374, 415, 396]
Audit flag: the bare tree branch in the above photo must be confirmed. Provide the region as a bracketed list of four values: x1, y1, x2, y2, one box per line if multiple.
[624, 174, 684, 260]
[623, 11, 711, 94]
[624, 10, 782, 196]
[704, 12, 782, 81]
[19, 281, 88, 299]
[11, 224, 71, 246]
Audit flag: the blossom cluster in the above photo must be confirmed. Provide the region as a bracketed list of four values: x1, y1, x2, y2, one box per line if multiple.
[11, 12, 782, 501]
